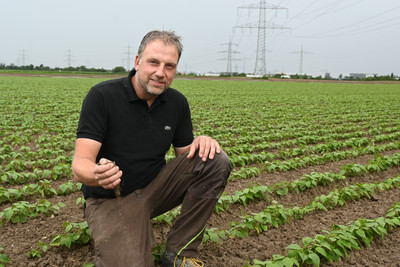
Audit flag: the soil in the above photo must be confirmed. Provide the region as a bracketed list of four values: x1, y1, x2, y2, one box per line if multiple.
[1, 150, 400, 267]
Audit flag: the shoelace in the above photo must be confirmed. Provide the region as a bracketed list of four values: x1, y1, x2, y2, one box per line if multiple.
[174, 255, 205, 267]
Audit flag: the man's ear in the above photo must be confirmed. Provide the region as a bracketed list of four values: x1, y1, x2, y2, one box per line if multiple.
[134, 55, 140, 71]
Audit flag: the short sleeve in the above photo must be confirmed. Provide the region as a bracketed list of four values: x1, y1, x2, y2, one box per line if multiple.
[172, 97, 194, 148]
[76, 87, 108, 143]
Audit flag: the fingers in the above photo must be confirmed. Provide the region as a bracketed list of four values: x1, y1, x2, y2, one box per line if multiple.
[94, 159, 122, 189]
[207, 138, 221, 160]
[189, 136, 221, 161]
[187, 144, 197, 159]
[198, 137, 211, 161]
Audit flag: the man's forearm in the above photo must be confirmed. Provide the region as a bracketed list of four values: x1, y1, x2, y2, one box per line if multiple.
[72, 157, 100, 187]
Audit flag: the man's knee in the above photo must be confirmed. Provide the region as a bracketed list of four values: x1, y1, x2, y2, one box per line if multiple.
[214, 149, 232, 176]
[189, 150, 231, 198]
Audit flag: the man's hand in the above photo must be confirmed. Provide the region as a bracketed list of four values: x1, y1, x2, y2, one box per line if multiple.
[187, 135, 221, 161]
[94, 158, 122, 189]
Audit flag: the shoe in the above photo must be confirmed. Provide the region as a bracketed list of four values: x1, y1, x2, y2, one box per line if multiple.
[162, 250, 204, 267]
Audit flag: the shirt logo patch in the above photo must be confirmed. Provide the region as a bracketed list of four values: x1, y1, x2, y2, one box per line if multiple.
[164, 126, 171, 131]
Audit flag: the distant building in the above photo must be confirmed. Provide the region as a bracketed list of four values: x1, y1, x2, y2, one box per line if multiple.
[346, 73, 366, 79]
[324, 73, 331, 79]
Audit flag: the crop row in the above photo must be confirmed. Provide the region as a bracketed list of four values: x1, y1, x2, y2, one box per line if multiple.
[206, 174, 400, 246]
[225, 130, 400, 155]
[220, 122, 400, 149]
[198, 111, 400, 145]
[193, 97, 399, 129]
[1, 163, 72, 185]
[247, 202, 400, 266]
[0, 180, 81, 204]
[230, 140, 400, 168]
[0, 200, 65, 225]
[220, 153, 400, 213]
[156, 152, 400, 226]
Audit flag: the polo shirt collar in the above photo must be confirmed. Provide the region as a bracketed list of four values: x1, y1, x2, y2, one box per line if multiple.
[125, 69, 168, 103]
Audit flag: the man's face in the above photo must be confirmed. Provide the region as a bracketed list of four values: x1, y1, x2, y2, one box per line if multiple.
[134, 40, 179, 96]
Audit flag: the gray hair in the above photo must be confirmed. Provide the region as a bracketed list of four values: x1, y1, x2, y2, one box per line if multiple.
[137, 30, 183, 61]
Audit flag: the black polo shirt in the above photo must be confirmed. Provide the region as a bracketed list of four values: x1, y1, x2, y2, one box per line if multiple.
[77, 70, 194, 199]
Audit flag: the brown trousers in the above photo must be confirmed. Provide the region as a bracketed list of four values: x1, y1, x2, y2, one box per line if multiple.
[84, 151, 231, 267]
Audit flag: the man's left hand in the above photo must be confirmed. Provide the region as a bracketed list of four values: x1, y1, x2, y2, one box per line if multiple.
[187, 135, 221, 161]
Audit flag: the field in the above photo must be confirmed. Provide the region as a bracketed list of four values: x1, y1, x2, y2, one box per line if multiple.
[1, 75, 400, 266]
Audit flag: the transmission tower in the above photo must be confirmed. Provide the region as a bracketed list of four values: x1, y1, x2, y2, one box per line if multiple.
[123, 43, 134, 70]
[20, 49, 27, 66]
[65, 49, 73, 67]
[218, 41, 240, 75]
[291, 45, 313, 75]
[236, 0, 289, 76]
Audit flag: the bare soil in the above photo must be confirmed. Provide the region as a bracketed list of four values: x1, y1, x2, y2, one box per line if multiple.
[1, 150, 400, 266]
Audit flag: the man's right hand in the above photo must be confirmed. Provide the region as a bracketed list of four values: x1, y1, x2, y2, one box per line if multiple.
[94, 158, 122, 189]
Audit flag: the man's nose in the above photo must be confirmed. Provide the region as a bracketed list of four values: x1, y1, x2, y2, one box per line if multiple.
[155, 65, 166, 77]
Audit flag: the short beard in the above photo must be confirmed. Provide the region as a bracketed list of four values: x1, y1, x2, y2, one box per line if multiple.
[138, 72, 165, 96]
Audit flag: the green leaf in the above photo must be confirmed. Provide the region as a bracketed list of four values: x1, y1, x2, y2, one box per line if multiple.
[315, 247, 327, 258]
[355, 229, 366, 239]
[282, 257, 299, 267]
[391, 218, 400, 226]
[286, 244, 302, 251]
[302, 237, 313, 246]
[0, 253, 10, 263]
[308, 253, 320, 266]
[4, 209, 14, 220]
[316, 203, 328, 211]
[65, 224, 73, 233]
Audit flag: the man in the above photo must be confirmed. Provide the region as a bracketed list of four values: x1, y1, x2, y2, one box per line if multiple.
[72, 30, 231, 267]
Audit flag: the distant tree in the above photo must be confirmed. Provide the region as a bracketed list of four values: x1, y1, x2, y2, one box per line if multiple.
[112, 66, 127, 73]
[78, 65, 87, 71]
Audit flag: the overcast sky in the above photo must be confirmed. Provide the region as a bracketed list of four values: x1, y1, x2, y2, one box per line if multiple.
[1, 0, 399, 77]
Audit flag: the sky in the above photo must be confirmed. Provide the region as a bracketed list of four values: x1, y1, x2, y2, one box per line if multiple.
[1, 0, 399, 77]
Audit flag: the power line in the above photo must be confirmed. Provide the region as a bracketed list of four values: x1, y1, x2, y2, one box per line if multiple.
[295, 6, 400, 38]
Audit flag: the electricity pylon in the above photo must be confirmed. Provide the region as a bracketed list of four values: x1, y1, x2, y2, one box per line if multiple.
[236, 0, 289, 76]
[122, 43, 134, 70]
[291, 44, 313, 75]
[218, 41, 240, 75]
[20, 49, 28, 66]
[65, 49, 73, 67]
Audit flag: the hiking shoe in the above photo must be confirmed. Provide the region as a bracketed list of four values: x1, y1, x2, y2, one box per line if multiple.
[162, 250, 204, 267]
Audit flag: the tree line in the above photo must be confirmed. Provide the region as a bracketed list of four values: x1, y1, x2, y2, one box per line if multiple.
[0, 63, 127, 73]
